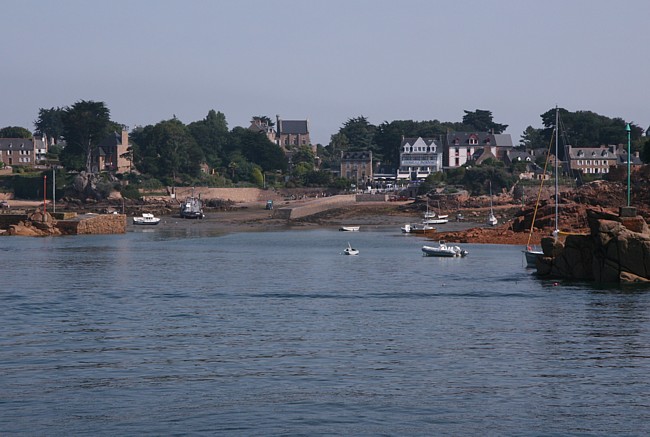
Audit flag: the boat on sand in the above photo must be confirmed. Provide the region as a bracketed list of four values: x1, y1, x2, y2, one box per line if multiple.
[133, 213, 161, 225]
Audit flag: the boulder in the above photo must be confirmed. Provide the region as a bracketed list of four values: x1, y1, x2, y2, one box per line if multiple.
[537, 207, 650, 283]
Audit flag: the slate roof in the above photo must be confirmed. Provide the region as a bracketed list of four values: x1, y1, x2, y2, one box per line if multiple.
[445, 132, 513, 147]
[0, 138, 35, 150]
[278, 120, 309, 135]
[341, 151, 372, 161]
[400, 137, 439, 148]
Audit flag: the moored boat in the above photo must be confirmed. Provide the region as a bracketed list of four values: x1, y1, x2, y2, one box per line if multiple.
[343, 242, 359, 255]
[133, 213, 161, 225]
[422, 241, 468, 257]
[180, 196, 204, 219]
[401, 223, 436, 234]
[487, 181, 498, 226]
[339, 226, 360, 232]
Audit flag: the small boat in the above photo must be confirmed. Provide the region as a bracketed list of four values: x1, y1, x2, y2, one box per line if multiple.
[133, 213, 161, 225]
[423, 217, 449, 225]
[180, 195, 204, 219]
[487, 181, 498, 226]
[523, 245, 544, 268]
[401, 223, 436, 234]
[422, 241, 468, 257]
[423, 200, 448, 224]
[523, 107, 562, 268]
[343, 242, 359, 256]
[339, 226, 360, 232]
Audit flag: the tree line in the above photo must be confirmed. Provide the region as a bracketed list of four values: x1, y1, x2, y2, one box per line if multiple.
[1, 102, 648, 190]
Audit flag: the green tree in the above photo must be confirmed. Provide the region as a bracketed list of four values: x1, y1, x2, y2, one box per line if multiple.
[187, 109, 229, 169]
[131, 118, 203, 183]
[34, 107, 65, 143]
[462, 109, 508, 133]
[640, 138, 650, 164]
[291, 145, 315, 167]
[251, 167, 264, 187]
[229, 127, 287, 173]
[0, 126, 32, 138]
[328, 132, 350, 154]
[338, 116, 377, 153]
[539, 108, 644, 153]
[60, 100, 112, 172]
[519, 126, 545, 150]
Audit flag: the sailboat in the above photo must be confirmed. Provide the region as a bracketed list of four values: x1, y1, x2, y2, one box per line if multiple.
[487, 181, 498, 226]
[423, 200, 449, 225]
[523, 107, 560, 268]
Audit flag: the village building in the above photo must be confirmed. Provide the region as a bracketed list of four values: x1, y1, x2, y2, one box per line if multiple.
[93, 128, 131, 174]
[340, 150, 373, 188]
[566, 145, 617, 176]
[249, 117, 277, 143]
[443, 132, 513, 169]
[276, 116, 312, 153]
[0, 136, 48, 167]
[396, 137, 443, 182]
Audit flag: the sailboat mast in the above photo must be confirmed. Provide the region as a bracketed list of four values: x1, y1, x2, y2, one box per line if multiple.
[554, 106, 559, 235]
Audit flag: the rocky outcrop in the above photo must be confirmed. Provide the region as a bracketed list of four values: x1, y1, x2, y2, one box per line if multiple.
[536, 208, 650, 283]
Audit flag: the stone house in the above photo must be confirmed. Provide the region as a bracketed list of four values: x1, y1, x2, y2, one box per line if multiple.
[566, 145, 617, 176]
[94, 129, 131, 174]
[340, 150, 373, 187]
[249, 117, 277, 143]
[0, 136, 48, 167]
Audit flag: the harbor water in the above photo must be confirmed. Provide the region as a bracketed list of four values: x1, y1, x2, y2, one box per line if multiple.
[2, 227, 650, 435]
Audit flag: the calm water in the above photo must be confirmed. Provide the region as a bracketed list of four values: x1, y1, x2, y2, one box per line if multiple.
[2, 226, 650, 435]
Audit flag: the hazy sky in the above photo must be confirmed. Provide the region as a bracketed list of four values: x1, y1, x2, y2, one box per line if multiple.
[3, 0, 649, 145]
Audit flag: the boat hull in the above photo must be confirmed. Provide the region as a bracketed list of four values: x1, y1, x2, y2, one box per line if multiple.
[133, 219, 160, 225]
[422, 243, 468, 258]
[523, 248, 543, 268]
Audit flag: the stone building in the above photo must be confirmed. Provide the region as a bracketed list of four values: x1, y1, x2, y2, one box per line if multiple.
[340, 150, 373, 188]
[0, 136, 48, 167]
[94, 129, 131, 174]
[276, 116, 312, 152]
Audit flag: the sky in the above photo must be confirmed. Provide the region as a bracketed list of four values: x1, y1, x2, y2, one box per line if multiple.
[2, 0, 649, 146]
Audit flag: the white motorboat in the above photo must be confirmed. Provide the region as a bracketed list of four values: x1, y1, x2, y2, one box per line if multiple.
[339, 226, 360, 232]
[343, 242, 359, 255]
[133, 213, 161, 225]
[422, 241, 468, 257]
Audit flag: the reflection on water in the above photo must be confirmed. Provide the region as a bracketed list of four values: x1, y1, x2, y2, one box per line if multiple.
[1, 229, 650, 435]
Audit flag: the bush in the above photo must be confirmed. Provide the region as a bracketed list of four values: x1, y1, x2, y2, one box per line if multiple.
[120, 184, 141, 200]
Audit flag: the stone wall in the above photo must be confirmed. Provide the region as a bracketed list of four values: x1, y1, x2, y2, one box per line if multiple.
[355, 194, 388, 202]
[167, 187, 278, 203]
[57, 214, 126, 235]
[274, 195, 356, 220]
[0, 213, 28, 228]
